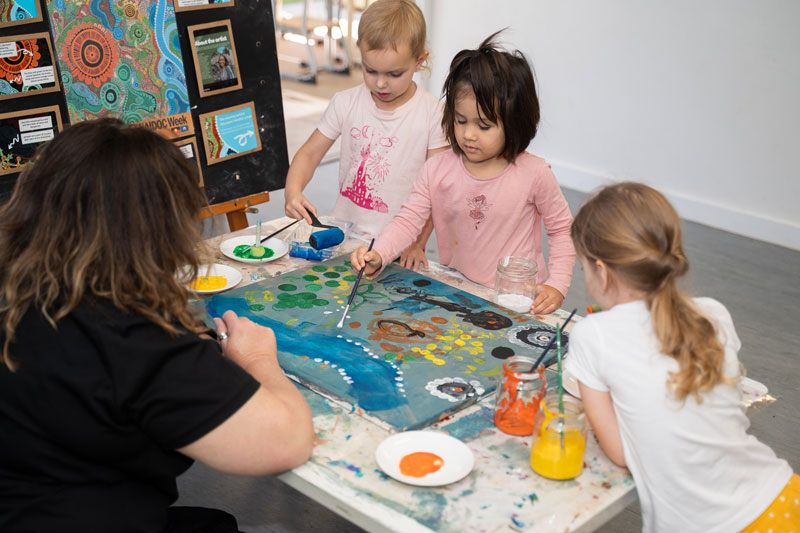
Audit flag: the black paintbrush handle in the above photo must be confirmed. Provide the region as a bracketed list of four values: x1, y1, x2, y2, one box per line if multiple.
[531, 308, 577, 370]
[260, 219, 300, 244]
[346, 239, 375, 307]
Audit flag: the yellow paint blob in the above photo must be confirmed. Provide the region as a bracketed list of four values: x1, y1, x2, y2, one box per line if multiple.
[426, 343, 437, 350]
[190, 275, 226, 291]
[399, 452, 444, 478]
[424, 354, 446, 365]
[454, 339, 466, 346]
[530, 428, 586, 480]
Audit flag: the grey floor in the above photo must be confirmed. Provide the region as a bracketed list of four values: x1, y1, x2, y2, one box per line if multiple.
[181, 182, 800, 532]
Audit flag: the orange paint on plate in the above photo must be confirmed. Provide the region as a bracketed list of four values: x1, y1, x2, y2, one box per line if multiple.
[399, 452, 444, 478]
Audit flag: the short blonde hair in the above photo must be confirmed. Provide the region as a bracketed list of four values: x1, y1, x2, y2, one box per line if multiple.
[357, 0, 427, 60]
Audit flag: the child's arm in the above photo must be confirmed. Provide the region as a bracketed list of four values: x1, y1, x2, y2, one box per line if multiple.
[578, 381, 627, 468]
[284, 129, 336, 224]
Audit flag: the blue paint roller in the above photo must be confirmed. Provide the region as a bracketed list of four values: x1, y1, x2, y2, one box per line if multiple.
[308, 227, 344, 250]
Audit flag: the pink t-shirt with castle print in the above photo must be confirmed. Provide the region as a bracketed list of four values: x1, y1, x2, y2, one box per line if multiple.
[373, 150, 575, 296]
[317, 83, 447, 237]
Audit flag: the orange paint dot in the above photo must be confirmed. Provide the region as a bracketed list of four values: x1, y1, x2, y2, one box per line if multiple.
[373, 311, 384, 315]
[349, 322, 361, 328]
[399, 452, 444, 478]
[431, 316, 448, 324]
[380, 342, 402, 352]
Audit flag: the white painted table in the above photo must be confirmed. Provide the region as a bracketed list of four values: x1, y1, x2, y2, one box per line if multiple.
[204, 216, 637, 532]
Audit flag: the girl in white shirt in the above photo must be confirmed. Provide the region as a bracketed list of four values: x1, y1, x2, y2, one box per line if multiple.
[565, 182, 797, 533]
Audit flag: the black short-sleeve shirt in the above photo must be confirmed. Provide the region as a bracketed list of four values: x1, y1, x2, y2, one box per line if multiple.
[0, 299, 259, 531]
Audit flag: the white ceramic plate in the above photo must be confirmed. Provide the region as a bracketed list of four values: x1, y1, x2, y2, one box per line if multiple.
[375, 431, 474, 487]
[188, 263, 242, 295]
[220, 236, 289, 264]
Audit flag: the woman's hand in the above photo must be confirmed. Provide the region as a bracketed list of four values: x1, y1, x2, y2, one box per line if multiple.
[213, 310, 276, 371]
[531, 284, 564, 314]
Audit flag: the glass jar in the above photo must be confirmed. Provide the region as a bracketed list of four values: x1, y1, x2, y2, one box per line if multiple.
[493, 356, 548, 436]
[529, 392, 587, 480]
[495, 256, 537, 313]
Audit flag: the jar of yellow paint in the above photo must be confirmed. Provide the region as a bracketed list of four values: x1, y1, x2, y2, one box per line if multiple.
[530, 392, 586, 480]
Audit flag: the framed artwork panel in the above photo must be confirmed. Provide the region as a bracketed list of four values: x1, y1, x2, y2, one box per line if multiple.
[0, 0, 43, 28]
[0, 105, 63, 175]
[0, 32, 60, 100]
[174, 136, 205, 187]
[198, 101, 262, 166]
[187, 20, 242, 98]
[174, 0, 233, 13]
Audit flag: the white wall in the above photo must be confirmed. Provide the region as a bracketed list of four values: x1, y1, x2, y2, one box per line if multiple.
[420, 1, 800, 250]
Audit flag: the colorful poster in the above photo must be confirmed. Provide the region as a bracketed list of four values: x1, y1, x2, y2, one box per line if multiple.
[0, 105, 63, 175]
[174, 0, 232, 13]
[199, 101, 261, 165]
[0, 32, 60, 100]
[174, 136, 204, 187]
[44, 0, 190, 135]
[0, 0, 43, 27]
[187, 20, 241, 97]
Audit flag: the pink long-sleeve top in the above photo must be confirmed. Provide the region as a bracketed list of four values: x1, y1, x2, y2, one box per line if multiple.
[373, 150, 576, 296]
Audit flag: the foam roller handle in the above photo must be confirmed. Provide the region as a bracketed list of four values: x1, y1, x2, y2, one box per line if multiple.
[309, 227, 344, 250]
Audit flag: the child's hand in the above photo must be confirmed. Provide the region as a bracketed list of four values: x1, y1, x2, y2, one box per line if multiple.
[284, 190, 316, 225]
[531, 284, 564, 315]
[350, 246, 383, 277]
[398, 243, 428, 272]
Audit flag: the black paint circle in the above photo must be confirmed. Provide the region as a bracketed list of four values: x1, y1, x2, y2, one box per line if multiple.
[491, 346, 515, 359]
[413, 279, 431, 287]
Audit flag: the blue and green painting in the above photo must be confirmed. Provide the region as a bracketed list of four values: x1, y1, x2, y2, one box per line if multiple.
[200, 256, 568, 431]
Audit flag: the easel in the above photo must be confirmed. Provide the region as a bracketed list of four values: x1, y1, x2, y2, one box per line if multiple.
[201, 191, 270, 231]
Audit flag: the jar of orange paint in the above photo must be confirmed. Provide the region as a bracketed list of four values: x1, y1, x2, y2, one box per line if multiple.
[493, 356, 548, 436]
[530, 393, 587, 480]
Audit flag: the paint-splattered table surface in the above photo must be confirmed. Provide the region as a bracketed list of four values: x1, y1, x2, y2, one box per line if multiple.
[201, 218, 637, 532]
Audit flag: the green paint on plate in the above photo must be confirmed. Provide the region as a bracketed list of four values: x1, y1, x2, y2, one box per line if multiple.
[233, 244, 274, 260]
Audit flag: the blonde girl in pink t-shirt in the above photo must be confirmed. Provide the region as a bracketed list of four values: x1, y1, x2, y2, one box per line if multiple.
[284, 0, 448, 270]
[352, 31, 575, 314]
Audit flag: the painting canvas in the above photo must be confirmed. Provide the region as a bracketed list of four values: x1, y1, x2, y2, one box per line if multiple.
[44, 0, 192, 137]
[200, 256, 568, 431]
[0, 0, 43, 28]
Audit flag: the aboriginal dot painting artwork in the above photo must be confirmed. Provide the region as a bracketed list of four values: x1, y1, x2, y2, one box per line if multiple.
[201, 256, 569, 431]
[44, 0, 189, 125]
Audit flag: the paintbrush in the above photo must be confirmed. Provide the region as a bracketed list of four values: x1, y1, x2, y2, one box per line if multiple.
[337, 238, 375, 329]
[241, 219, 301, 254]
[530, 308, 577, 370]
[557, 324, 565, 450]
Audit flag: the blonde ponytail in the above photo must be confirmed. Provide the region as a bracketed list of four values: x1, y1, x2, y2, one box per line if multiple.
[572, 182, 731, 402]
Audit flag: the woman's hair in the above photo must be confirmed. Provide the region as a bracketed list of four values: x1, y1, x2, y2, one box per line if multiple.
[0, 118, 210, 370]
[356, 0, 427, 62]
[571, 182, 730, 402]
[442, 30, 540, 162]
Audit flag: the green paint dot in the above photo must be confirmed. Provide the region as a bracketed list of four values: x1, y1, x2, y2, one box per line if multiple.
[384, 353, 398, 361]
[298, 300, 314, 309]
[344, 260, 352, 267]
[325, 280, 340, 287]
[312, 299, 329, 306]
[278, 284, 297, 291]
[312, 265, 327, 272]
[299, 292, 316, 300]
[333, 266, 348, 272]
[343, 274, 357, 281]
[303, 274, 319, 281]
[277, 292, 291, 300]
[305, 283, 322, 291]
[323, 272, 340, 278]
[248, 304, 265, 311]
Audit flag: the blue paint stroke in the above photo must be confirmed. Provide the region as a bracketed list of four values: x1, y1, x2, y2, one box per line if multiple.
[511, 513, 525, 528]
[438, 406, 494, 442]
[206, 296, 407, 412]
[328, 460, 363, 477]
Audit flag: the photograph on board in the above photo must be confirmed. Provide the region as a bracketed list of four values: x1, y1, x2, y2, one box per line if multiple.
[174, 136, 205, 187]
[0, 32, 60, 100]
[0, 0, 43, 28]
[0, 105, 63, 175]
[187, 20, 242, 97]
[174, 0, 233, 13]
[198, 101, 261, 166]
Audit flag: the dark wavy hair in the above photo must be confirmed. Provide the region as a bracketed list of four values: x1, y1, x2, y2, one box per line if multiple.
[0, 118, 211, 370]
[442, 30, 540, 162]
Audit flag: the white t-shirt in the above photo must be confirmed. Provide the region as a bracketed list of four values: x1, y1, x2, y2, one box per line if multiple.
[565, 298, 791, 533]
[317, 83, 447, 237]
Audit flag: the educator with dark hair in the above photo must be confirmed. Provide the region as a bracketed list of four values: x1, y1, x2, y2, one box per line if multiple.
[0, 118, 314, 531]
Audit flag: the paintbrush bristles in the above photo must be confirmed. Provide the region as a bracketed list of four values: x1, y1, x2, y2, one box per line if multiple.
[336, 304, 350, 329]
